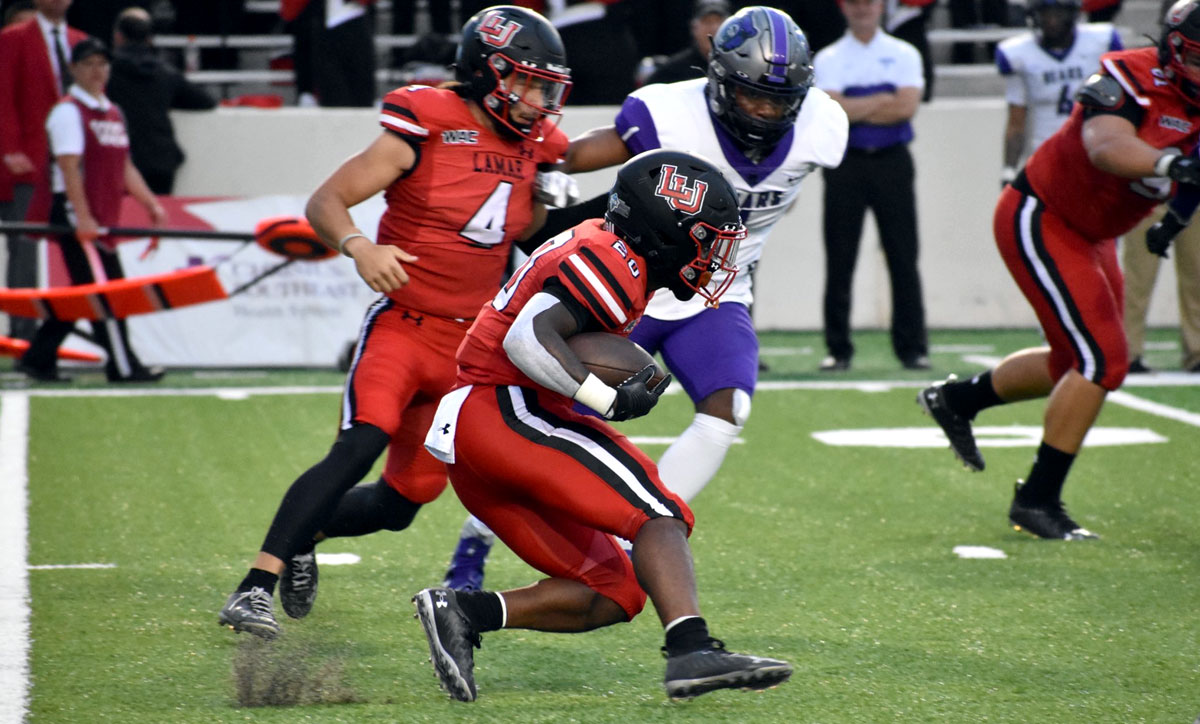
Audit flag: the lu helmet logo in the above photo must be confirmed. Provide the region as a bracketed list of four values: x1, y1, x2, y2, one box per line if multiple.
[478, 11, 521, 48]
[654, 164, 709, 214]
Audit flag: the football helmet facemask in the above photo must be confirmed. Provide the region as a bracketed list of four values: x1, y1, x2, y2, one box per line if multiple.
[706, 6, 813, 150]
[1160, 0, 1200, 102]
[455, 5, 572, 141]
[605, 150, 745, 308]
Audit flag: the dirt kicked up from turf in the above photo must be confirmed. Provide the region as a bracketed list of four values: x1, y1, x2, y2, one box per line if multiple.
[232, 635, 361, 708]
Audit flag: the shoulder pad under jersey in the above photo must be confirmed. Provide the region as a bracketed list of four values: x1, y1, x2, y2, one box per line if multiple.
[1076, 73, 1124, 109]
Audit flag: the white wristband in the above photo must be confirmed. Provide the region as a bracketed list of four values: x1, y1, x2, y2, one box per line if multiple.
[338, 232, 371, 257]
[1155, 154, 1179, 178]
[573, 373, 618, 417]
[1000, 166, 1017, 184]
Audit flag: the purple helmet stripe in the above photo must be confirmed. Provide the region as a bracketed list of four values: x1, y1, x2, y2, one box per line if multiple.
[765, 9, 789, 84]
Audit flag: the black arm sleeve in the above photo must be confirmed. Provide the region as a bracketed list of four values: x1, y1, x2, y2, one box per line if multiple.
[515, 192, 610, 255]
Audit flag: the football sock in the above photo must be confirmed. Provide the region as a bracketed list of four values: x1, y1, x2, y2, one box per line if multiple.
[239, 568, 279, 595]
[664, 615, 710, 656]
[459, 514, 497, 547]
[455, 590, 505, 632]
[656, 413, 741, 502]
[943, 370, 1004, 420]
[321, 479, 422, 537]
[1016, 442, 1076, 505]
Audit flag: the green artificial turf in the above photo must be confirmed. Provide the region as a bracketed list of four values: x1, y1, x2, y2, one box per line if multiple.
[10, 329, 1200, 723]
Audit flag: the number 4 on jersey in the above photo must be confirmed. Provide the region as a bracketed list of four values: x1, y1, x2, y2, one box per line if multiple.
[460, 181, 513, 247]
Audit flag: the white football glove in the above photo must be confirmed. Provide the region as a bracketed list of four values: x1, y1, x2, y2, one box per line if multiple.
[534, 170, 580, 208]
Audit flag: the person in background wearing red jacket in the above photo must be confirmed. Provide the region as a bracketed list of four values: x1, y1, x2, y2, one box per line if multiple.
[918, 0, 1200, 540]
[18, 37, 166, 383]
[0, 0, 85, 344]
[1083, 0, 1123, 22]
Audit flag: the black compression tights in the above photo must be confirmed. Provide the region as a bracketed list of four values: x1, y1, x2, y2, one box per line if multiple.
[321, 479, 422, 539]
[259, 424, 389, 560]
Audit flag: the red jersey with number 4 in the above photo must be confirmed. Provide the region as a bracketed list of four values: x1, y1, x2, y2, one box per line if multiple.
[457, 219, 652, 390]
[1024, 47, 1200, 240]
[375, 85, 569, 319]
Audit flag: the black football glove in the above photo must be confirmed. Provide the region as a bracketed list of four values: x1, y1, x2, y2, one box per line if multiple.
[607, 365, 672, 422]
[1146, 211, 1188, 258]
[1162, 155, 1200, 186]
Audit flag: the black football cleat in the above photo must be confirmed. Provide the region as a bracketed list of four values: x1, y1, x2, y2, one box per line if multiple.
[917, 375, 985, 471]
[663, 639, 793, 699]
[413, 587, 481, 702]
[218, 586, 280, 640]
[1008, 483, 1098, 541]
[279, 550, 318, 619]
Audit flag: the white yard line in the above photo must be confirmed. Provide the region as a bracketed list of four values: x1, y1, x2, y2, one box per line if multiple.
[0, 392, 30, 724]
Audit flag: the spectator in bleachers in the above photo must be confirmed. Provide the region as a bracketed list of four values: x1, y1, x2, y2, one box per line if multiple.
[814, 0, 930, 371]
[283, 0, 377, 107]
[106, 6, 215, 194]
[644, 0, 729, 86]
[0, 0, 86, 344]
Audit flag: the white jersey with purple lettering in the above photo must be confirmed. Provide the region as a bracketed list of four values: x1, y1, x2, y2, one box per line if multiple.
[614, 77, 848, 320]
[995, 23, 1122, 156]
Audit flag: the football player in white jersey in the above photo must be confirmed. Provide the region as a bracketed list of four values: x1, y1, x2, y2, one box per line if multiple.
[443, 5, 849, 591]
[996, 0, 1122, 186]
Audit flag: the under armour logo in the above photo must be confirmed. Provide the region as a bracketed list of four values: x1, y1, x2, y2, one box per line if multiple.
[435, 592, 449, 608]
[440, 424, 451, 435]
[401, 310, 425, 326]
[478, 11, 521, 48]
[654, 164, 709, 215]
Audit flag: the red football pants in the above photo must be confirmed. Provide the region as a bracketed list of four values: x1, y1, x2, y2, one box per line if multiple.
[994, 186, 1128, 390]
[447, 384, 695, 619]
[342, 300, 470, 503]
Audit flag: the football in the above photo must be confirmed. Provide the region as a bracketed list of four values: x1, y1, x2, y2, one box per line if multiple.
[567, 333, 668, 389]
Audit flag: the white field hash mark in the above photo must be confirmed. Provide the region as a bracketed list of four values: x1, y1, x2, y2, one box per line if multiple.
[0, 392, 31, 724]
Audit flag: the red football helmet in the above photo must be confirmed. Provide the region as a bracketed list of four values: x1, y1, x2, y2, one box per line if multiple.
[1160, 0, 1200, 101]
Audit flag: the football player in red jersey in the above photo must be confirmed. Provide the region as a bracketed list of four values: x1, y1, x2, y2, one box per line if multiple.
[410, 149, 792, 701]
[218, 5, 573, 639]
[918, 0, 1200, 540]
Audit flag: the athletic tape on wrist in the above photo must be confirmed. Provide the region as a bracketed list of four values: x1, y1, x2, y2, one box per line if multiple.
[573, 373, 617, 417]
[1155, 154, 1179, 178]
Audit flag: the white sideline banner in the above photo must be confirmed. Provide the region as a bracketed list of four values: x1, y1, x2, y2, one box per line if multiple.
[119, 195, 385, 367]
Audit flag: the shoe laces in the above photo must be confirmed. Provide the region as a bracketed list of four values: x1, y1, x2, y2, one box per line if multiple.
[290, 555, 315, 587]
[245, 586, 274, 617]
